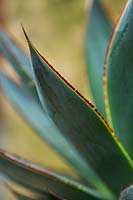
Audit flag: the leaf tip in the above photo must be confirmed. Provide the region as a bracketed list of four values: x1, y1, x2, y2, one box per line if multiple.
[21, 24, 30, 43]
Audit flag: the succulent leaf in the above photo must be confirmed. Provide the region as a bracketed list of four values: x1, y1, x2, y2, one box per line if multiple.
[0, 32, 108, 194]
[85, 0, 112, 117]
[0, 28, 32, 77]
[23, 28, 133, 196]
[0, 1, 133, 199]
[10, 190, 41, 200]
[8, 185, 64, 200]
[0, 149, 106, 200]
[104, 0, 133, 158]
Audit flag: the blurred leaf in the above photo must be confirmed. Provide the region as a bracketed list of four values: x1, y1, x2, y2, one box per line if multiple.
[13, 193, 40, 200]
[85, 0, 112, 117]
[0, 149, 106, 200]
[0, 29, 111, 196]
[10, 189, 41, 200]
[104, 0, 133, 158]
[25, 29, 133, 196]
[48, 192, 66, 200]
[8, 185, 64, 200]
[0, 28, 32, 77]
[0, 72, 108, 195]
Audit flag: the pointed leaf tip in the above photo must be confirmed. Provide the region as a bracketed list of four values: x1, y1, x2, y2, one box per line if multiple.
[21, 25, 30, 43]
[28, 29, 133, 195]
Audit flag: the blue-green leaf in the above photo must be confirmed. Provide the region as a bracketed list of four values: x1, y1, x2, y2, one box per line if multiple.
[85, 0, 112, 117]
[0, 29, 32, 77]
[0, 72, 108, 196]
[10, 190, 41, 200]
[8, 185, 64, 200]
[0, 29, 111, 196]
[104, 0, 133, 158]
[0, 149, 106, 200]
[24, 28, 133, 196]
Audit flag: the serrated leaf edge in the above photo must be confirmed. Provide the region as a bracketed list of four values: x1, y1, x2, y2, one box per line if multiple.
[22, 26, 133, 171]
[103, 0, 131, 137]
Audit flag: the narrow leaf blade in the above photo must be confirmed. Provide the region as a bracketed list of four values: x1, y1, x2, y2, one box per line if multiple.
[25, 29, 133, 196]
[8, 185, 64, 200]
[0, 72, 107, 195]
[0, 30, 112, 195]
[104, 0, 133, 157]
[0, 149, 106, 200]
[10, 190, 41, 200]
[0, 28, 32, 77]
[85, 0, 112, 117]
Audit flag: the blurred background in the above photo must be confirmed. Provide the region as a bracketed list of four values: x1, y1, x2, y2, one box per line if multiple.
[0, 0, 126, 199]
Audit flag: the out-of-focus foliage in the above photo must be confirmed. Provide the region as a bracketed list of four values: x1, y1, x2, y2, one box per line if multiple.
[0, 0, 132, 200]
[4, 0, 88, 177]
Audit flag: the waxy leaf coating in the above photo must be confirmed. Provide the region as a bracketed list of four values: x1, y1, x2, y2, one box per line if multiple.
[23, 27, 133, 195]
[0, 149, 105, 200]
[85, 0, 112, 117]
[104, 0, 133, 158]
[0, 29, 107, 193]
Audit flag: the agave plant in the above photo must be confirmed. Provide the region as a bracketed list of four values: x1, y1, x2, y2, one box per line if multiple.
[0, 0, 133, 199]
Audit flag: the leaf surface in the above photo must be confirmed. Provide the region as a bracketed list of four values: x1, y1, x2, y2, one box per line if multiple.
[11, 191, 41, 200]
[8, 185, 64, 200]
[0, 30, 110, 195]
[85, 0, 112, 117]
[24, 28, 133, 196]
[0, 149, 106, 200]
[104, 0, 133, 158]
[0, 29, 32, 77]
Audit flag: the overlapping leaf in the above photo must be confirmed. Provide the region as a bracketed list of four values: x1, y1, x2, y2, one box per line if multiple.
[10, 190, 42, 200]
[104, 0, 133, 158]
[85, 0, 112, 117]
[0, 1, 133, 198]
[0, 72, 104, 188]
[8, 185, 64, 200]
[0, 149, 106, 200]
[24, 28, 133, 196]
[0, 29, 110, 196]
[0, 28, 32, 77]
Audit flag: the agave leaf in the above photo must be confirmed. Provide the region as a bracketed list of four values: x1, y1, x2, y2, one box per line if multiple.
[0, 29, 32, 84]
[13, 193, 40, 200]
[48, 192, 65, 200]
[8, 185, 64, 200]
[0, 149, 106, 200]
[10, 190, 41, 200]
[23, 28, 133, 196]
[0, 30, 111, 196]
[104, 0, 133, 158]
[0, 28, 32, 77]
[0, 72, 110, 196]
[85, 0, 112, 117]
